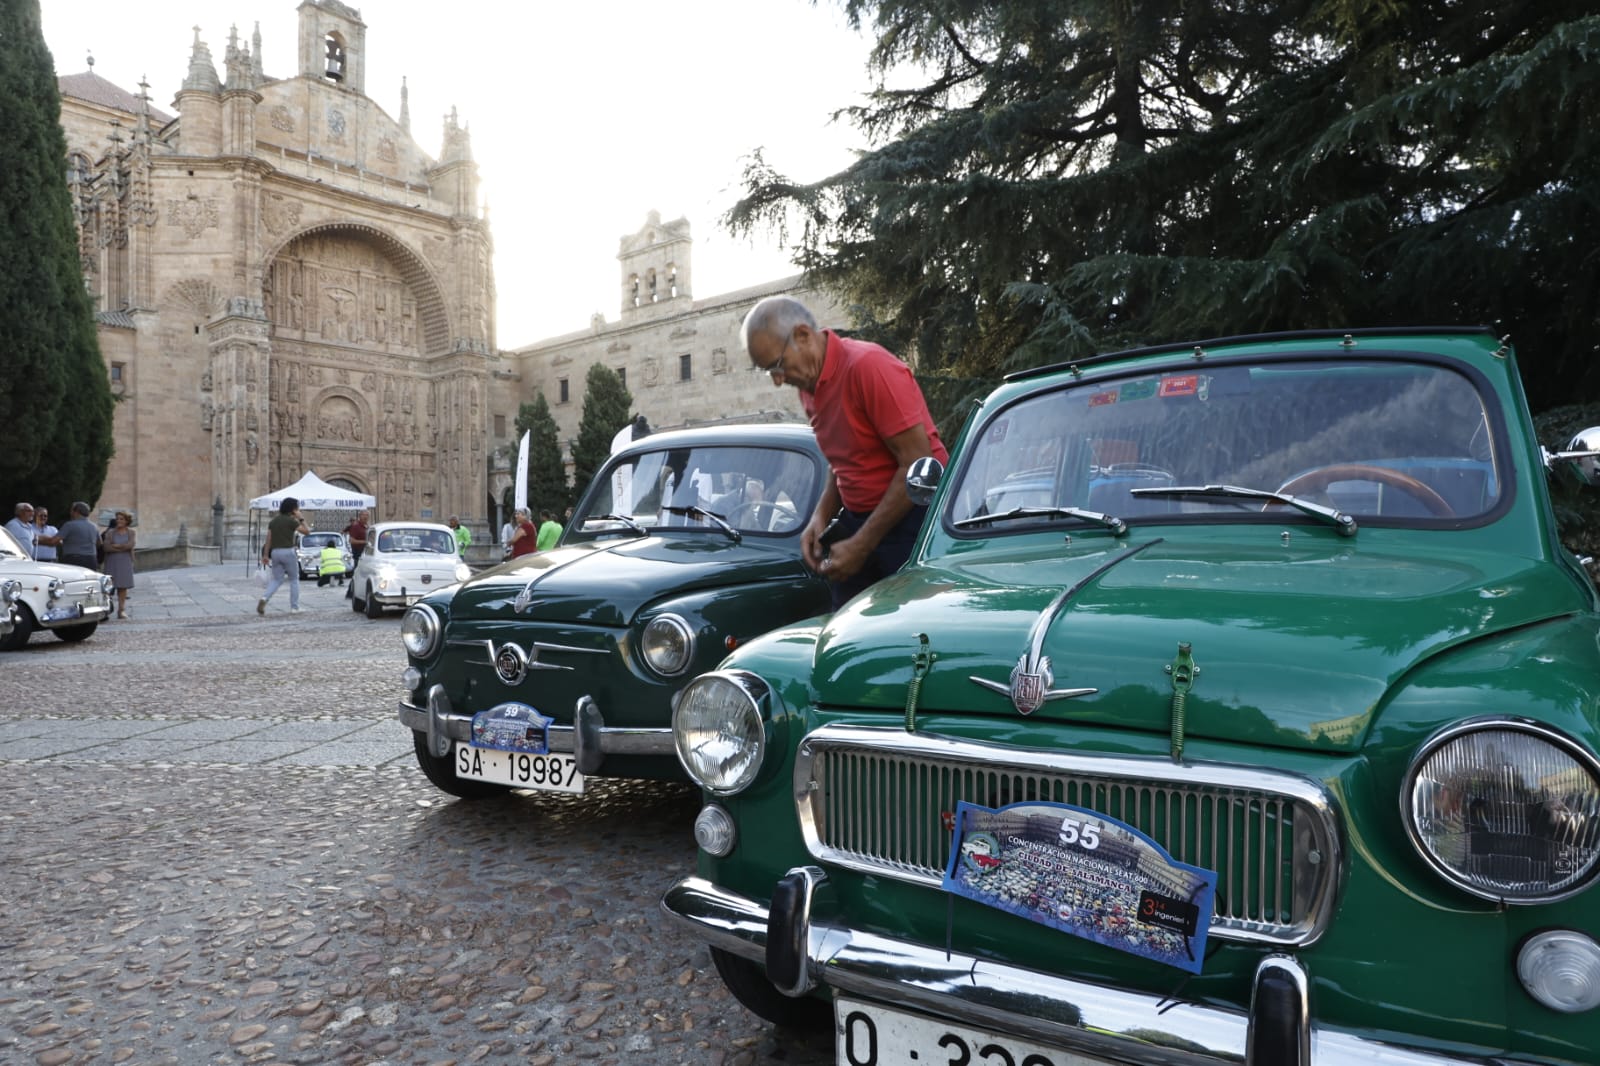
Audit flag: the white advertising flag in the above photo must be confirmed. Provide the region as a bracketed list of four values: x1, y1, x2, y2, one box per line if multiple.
[514, 431, 530, 513]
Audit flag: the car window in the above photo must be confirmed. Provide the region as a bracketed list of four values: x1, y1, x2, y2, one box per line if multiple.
[576, 444, 821, 535]
[377, 528, 454, 554]
[0, 528, 25, 559]
[300, 533, 341, 549]
[947, 359, 1503, 530]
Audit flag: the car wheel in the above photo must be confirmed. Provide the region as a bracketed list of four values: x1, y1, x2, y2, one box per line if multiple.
[364, 584, 382, 618]
[52, 621, 98, 643]
[350, 586, 364, 612]
[0, 605, 35, 651]
[410, 731, 512, 799]
[709, 947, 831, 1031]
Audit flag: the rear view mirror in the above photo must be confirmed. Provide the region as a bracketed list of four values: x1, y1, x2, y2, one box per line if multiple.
[1545, 427, 1600, 488]
[906, 456, 945, 507]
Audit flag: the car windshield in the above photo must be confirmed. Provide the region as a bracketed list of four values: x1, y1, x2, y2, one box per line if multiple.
[947, 358, 1503, 532]
[574, 444, 820, 537]
[376, 528, 456, 554]
[0, 527, 26, 559]
[301, 533, 342, 550]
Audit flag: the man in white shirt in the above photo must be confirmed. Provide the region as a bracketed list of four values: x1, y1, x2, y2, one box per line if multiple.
[5, 502, 37, 558]
[33, 507, 61, 562]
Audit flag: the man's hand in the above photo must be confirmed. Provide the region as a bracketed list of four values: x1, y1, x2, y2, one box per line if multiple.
[801, 513, 827, 572]
[818, 531, 869, 580]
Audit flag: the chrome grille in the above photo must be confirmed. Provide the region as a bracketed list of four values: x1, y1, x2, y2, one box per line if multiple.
[794, 725, 1342, 947]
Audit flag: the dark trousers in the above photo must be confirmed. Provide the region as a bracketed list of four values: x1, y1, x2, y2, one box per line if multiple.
[345, 548, 363, 597]
[61, 553, 98, 571]
[826, 504, 929, 609]
[317, 573, 345, 587]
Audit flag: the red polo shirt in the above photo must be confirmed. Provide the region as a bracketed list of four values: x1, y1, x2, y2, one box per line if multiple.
[801, 331, 948, 513]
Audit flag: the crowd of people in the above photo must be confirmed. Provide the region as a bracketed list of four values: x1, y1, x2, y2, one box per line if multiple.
[6, 501, 138, 619]
[501, 506, 565, 560]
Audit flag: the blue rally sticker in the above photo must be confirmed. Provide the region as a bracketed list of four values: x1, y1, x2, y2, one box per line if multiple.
[942, 800, 1218, 974]
[469, 703, 554, 754]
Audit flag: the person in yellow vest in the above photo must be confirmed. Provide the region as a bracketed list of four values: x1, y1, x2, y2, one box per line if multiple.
[317, 543, 347, 588]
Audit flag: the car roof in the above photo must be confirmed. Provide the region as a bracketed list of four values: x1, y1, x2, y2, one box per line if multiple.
[611, 422, 820, 461]
[371, 521, 454, 534]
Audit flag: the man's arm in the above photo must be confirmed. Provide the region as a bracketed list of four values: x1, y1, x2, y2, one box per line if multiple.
[801, 472, 843, 573]
[819, 422, 933, 581]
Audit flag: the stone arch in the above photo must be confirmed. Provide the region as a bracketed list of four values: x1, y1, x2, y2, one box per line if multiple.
[263, 221, 451, 354]
[323, 472, 371, 497]
[310, 385, 372, 444]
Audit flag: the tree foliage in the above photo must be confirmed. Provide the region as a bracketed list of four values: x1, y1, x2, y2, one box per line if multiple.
[570, 365, 633, 499]
[732, 0, 1600, 426]
[0, 0, 115, 515]
[514, 393, 570, 515]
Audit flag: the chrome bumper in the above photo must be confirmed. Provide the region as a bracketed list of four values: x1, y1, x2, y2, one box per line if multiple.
[661, 871, 1525, 1066]
[397, 686, 673, 774]
[39, 602, 111, 628]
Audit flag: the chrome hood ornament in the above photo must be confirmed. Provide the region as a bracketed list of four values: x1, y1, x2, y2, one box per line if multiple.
[969, 541, 1162, 715]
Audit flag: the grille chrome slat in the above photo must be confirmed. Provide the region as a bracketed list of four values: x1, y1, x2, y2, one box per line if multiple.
[794, 725, 1342, 947]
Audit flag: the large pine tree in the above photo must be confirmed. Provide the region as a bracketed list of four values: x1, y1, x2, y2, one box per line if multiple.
[731, 0, 1600, 421]
[0, 0, 115, 514]
[570, 365, 633, 499]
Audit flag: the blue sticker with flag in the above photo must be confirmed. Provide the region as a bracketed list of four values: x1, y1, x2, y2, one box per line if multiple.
[470, 702, 553, 754]
[942, 800, 1218, 974]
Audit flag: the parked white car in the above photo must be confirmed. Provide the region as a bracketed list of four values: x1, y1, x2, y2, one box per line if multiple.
[0, 528, 114, 649]
[296, 530, 354, 580]
[350, 521, 469, 619]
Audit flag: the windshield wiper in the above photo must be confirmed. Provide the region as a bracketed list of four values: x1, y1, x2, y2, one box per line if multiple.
[953, 506, 1127, 536]
[1130, 484, 1357, 536]
[583, 513, 647, 537]
[659, 505, 742, 543]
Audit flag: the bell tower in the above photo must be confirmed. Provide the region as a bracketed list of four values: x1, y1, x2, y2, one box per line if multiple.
[618, 210, 692, 319]
[297, 0, 366, 93]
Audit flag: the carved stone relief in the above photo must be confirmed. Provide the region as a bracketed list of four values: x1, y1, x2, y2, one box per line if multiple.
[316, 396, 362, 442]
[270, 105, 295, 132]
[167, 193, 220, 239]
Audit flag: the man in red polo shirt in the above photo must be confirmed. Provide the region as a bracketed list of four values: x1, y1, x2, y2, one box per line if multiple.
[742, 296, 948, 607]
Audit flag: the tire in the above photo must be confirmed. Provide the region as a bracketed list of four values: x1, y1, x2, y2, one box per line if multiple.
[410, 730, 511, 799]
[0, 604, 36, 651]
[709, 947, 831, 1031]
[350, 588, 364, 612]
[364, 584, 382, 618]
[52, 621, 99, 643]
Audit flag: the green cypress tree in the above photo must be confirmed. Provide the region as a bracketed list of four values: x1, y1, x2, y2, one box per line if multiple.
[570, 364, 633, 499]
[0, 0, 92, 512]
[731, 1, 1600, 417]
[514, 393, 569, 516]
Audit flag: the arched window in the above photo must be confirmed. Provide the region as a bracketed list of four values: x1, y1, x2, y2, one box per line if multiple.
[323, 32, 346, 81]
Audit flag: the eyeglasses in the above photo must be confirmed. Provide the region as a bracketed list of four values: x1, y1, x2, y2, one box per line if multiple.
[751, 331, 794, 379]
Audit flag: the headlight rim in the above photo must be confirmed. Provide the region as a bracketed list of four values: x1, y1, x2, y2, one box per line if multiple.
[672, 669, 769, 796]
[641, 612, 696, 677]
[1402, 715, 1600, 905]
[400, 603, 443, 659]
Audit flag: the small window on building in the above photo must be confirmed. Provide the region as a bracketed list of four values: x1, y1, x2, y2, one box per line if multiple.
[110, 362, 124, 382]
[630, 275, 640, 308]
[679, 353, 692, 381]
[647, 270, 658, 303]
[668, 266, 678, 298]
[616, 367, 627, 390]
[558, 378, 569, 404]
[493, 414, 506, 438]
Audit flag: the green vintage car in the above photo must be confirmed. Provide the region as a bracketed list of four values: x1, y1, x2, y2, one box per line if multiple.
[397, 424, 829, 799]
[663, 329, 1600, 1065]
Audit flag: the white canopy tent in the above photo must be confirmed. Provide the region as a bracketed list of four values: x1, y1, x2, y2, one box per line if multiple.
[246, 472, 375, 572]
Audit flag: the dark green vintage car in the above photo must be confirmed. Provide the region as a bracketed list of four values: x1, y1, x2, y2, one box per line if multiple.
[662, 329, 1600, 1065]
[396, 424, 830, 799]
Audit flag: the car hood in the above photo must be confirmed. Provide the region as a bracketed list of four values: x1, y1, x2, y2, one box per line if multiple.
[445, 536, 812, 626]
[1, 560, 104, 585]
[811, 535, 1587, 752]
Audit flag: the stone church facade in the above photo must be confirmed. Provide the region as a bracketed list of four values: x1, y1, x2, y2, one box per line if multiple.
[57, 0, 495, 555]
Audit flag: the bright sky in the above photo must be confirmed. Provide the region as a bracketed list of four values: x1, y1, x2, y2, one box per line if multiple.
[41, 0, 884, 347]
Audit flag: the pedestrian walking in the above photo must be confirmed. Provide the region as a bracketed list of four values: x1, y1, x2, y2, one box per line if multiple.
[33, 507, 62, 561]
[258, 498, 310, 614]
[102, 511, 137, 618]
[57, 502, 100, 571]
[344, 508, 369, 600]
[741, 295, 948, 608]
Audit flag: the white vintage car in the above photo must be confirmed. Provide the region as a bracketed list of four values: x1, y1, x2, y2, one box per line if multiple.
[350, 521, 469, 619]
[0, 527, 114, 650]
[296, 530, 354, 580]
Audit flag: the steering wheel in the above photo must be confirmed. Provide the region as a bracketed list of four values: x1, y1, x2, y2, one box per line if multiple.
[725, 500, 800, 530]
[1272, 464, 1454, 516]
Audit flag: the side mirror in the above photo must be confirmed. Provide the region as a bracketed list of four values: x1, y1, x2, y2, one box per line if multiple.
[1545, 426, 1600, 488]
[906, 456, 945, 507]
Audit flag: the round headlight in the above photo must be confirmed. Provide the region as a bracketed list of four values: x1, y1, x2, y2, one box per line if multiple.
[1404, 719, 1600, 903]
[673, 670, 769, 795]
[1, 579, 19, 605]
[1518, 930, 1600, 1013]
[453, 562, 471, 583]
[47, 578, 64, 600]
[400, 604, 442, 658]
[642, 614, 695, 676]
[99, 574, 114, 596]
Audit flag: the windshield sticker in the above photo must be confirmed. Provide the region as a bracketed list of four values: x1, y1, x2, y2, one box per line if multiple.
[470, 702, 553, 754]
[1158, 374, 1199, 398]
[942, 800, 1217, 974]
[1088, 389, 1119, 407]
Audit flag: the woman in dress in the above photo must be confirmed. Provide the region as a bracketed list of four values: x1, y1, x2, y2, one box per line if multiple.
[102, 511, 137, 619]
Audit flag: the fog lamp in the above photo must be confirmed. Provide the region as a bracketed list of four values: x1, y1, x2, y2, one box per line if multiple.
[1517, 930, 1600, 1013]
[401, 666, 423, 692]
[693, 804, 737, 857]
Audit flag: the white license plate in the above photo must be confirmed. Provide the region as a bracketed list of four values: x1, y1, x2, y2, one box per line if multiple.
[453, 744, 583, 794]
[836, 997, 1113, 1066]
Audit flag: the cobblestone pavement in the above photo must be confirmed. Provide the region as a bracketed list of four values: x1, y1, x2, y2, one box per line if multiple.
[0, 566, 834, 1065]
